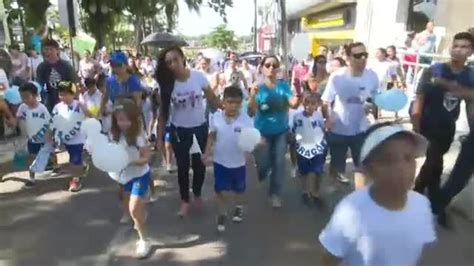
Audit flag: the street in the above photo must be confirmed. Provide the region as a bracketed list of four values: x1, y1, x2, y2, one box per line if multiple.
[0, 141, 473, 266]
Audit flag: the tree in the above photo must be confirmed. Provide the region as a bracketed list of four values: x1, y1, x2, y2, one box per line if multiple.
[204, 24, 238, 50]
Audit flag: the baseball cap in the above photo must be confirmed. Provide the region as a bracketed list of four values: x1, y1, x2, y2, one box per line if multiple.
[109, 51, 128, 65]
[359, 123, 428, 166]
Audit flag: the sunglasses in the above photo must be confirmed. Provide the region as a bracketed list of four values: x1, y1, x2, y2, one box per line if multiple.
[264, 63, 279, 69]
[352, 52, 369, 59]
[110, 62, 124, 68]
[316, 60, 327, 64]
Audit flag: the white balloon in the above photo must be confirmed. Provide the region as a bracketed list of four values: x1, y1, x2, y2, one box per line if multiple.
[238, 127, 261, 152]
[291, 33, 311, 62]
[85, 133, 108, 152]
[92, 142, 129, 173]
[81, 118, 102, 137]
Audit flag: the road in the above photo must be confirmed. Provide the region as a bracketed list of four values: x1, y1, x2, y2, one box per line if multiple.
[0, 146, 473, 266]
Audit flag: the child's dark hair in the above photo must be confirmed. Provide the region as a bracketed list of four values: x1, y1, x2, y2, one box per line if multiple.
[19, 82, 38, 96]
[57, 81, 76, 95]
[302, 91, 321, 103]
[453, 31, 474, 47]
[223, 85, 243, 100]
[96, 73, 106, 88]
[84, 78, 96, 88]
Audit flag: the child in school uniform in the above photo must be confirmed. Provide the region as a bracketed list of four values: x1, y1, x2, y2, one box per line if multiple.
[319, 122, 436, 266]
[291, 92, 327, 206]
[203, 86, 253, 233]
[109, 97, 152, 259]
[51, 81, 88, 192]
[79, 77, 102, 118]
[17, 82, 51, 188]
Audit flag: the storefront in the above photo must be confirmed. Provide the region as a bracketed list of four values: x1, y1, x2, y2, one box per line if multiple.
[299, 3, 356, 55]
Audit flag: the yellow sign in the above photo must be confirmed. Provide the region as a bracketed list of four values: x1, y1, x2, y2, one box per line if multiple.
[301, 13, 345, 30]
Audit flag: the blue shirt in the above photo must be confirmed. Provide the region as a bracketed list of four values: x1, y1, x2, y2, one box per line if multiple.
[106, 74, 143, 103]
[254, 80, 293, 135]
[31, 34, 42, 54]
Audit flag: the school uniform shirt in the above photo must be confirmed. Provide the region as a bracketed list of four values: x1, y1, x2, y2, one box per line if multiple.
[51, 100, 86, 145]
[322, 67, 379, 136]
[79, 90, 102, 116]
[291, 109, 327, 159]
[170, 69, 210, 128]
[109, 133, 150, 184]
[319, 186, 436, 266]
[16, 103, 51, 143]
[210, 111, 253, 168]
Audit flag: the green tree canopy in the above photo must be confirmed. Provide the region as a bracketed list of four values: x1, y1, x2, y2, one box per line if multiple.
[204, 24, 238, 50]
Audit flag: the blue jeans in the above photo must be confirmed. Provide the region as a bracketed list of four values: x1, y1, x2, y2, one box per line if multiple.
[253, 132, 287, 196]
[327, 132, 365, 175]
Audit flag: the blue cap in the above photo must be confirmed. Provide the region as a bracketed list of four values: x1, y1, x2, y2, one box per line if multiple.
[109, 51, 128, 65]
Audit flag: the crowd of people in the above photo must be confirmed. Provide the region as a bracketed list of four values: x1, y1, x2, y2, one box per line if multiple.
[0, 26, 472, 264]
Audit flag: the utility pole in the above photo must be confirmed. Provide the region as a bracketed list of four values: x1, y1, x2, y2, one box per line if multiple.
[278, 0, 288, 79]
[253, 0, 258, 52]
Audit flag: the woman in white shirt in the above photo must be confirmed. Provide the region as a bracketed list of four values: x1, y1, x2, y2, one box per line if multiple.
[156, 47, 220, 217]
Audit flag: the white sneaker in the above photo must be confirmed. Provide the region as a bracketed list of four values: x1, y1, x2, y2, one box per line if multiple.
[120, 213, 131, 224]
[135, 239, 151, 259]
[291, 166, 298, 178]
[271, 196, 282, 209]
[166, 163, 172, 172]
[149, 194, 159, 203]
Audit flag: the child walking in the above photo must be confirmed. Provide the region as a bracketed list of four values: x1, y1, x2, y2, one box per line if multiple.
[291, 92, 327, 206]
[17, 82, 51, 188]
[51, 81, 88, 192]
[203, 86, 253, 233]
[110, 98, 152, 258]
[319, 122, 436, 266]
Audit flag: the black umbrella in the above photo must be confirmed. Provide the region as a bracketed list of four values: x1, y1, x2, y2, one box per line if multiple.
[141, 32, 188, 47]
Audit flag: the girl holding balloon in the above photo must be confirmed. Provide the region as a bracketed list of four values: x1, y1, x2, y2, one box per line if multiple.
[16, 82, 51, 188]
[109, 98, 152, 259]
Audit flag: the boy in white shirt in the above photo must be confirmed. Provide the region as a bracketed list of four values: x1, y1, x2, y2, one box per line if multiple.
[17, 82, 51, 188]
[79, 78, 102, 118]
[51, 81, 88, 192]
[291, 92, 327, 206]
[319, 122, 436, 266]
[203, 86, 253, 233]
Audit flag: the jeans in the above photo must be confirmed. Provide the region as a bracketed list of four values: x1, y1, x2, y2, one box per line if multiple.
[435, 133, 474, 213]
[415, 123, 455, 209]
[327, 133, 365, 175]
[253, 132, 287, 197]
[170, 123, 208, 203]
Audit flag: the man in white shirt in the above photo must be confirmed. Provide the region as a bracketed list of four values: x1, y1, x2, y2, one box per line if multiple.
[368, 48, 397, 91]
[322, 42, 379, 189]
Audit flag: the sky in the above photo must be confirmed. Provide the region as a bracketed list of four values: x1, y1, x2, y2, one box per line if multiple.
[176, 0, 258, 36]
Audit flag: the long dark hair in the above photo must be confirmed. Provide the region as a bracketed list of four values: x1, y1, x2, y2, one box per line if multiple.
[155, 46, 186, 120]
[311, 54, 327, 76]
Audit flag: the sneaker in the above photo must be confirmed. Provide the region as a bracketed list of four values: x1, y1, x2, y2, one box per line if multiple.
[148, 193, 159, 203]
[120, 213, 132, 224]
[135, 239, 152, 259]
[301, 193, 311, 207]
[23, 179, 36, 189]
[177, 201, 190, 218]
[291, 166, 298, 179]
[68, 178, 82, 192]
[271, 195, 282, 209]
[335, 173, 350, 184]
[194, 196, 204, 210]
[166, 163, 172, 173]
[217, 214, 226, 233]
[232, 206, 244, 223]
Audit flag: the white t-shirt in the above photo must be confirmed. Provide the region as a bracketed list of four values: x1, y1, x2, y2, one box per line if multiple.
[368, 60, 397, 90]
[16, 103, 51, 143]
[109, 133, 150, 183]
[79, 90, 102, 116]
[291, 109, 327, 159]
[210, 111, 253, 168]
[170, 70, 210, 128]
[322, 68, 379, 136]
[319, 187, 436, 266]
[52, 100, 86, 145]
[29, 55, 43, 80]
[142, 97, 153, 133]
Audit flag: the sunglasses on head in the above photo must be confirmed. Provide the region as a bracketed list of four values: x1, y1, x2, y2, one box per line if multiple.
[352, 52, 369, 59]
[264, 63, 279, 69]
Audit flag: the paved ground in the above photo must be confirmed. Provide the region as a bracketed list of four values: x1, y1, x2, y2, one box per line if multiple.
[0, 141, 473, 266]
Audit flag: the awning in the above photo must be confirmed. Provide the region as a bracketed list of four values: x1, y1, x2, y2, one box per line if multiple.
[309, 29, 355, 40]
